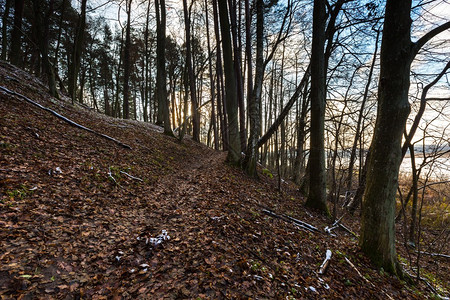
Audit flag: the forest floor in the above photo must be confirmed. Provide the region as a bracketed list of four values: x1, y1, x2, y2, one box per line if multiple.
[0, 61, 448, 299]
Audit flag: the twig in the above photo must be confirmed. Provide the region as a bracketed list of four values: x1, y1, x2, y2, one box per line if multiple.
[324, 225, 338, 236]
[261, 209, 318, 233]
[282, 214, 319, 232]
[403, 268, 448, 299]
[338, 223, 358, 238]
[345, 258, 395, 300]
[318, 250, 332, 275]
[120, 171, 144, 182]
[415, 251, 450, 259]
[344, 257, 373, 286]
[0, 86, 132, 149]
[108, 167, 118, 186]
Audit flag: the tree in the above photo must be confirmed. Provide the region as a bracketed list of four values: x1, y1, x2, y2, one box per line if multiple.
[123, 0, 132, 119]
[142, 0, 153, 123]
[1, 0, 12, 60]
[360, 0, 450, 275]
[243, 0, 262, 177]
[10, 0, 24, 66]
[212, 0, 228, 150]
[217, 0, 241, 165]
[31, 0, 59, 98]
[305, 0, 328, 214]
[155, 0, 173, 136]
[204, 0, 219, 150]
[183, 0, 200, 142]
[68, 0, 87, 104]
[228, 0, 246, 152]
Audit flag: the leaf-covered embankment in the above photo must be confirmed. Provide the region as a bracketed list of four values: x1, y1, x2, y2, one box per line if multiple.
[0, 61, 439, 299]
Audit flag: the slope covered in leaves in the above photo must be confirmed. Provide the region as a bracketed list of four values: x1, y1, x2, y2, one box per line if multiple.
[0, 61, 439, 299]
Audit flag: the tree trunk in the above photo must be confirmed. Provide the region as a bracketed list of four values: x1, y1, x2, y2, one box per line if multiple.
[143, 1, 151, 122]
[205, 0, 218, 150]
[1, 0, 12, 60]
[155, 0, 173, 136]
[228, 0, 246, 152]
[243, 0, 262, 177]
[31, 0, 58, 98]
[212, 0, 228, 150]
[305, 0, 328, 215]
[68, 0, 87, 104]
[183, 0, 200, 142]
[53, 0, 67, 71]
[292, 78, 309, 185]
[217, 0, 240, 164]
[360, 0, 412, 275]
[360, 2, 450, 274]
[10, 0, 24, 66]
[122, 0, 132, 119]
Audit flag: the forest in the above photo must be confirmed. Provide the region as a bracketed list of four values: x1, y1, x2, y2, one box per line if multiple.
[0, 0, 450, 298]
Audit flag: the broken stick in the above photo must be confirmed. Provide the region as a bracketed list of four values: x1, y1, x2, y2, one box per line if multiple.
[261, 209, 318, 233]
[120, 171, 144, 182]
[318, 250, 332, 275]
[344, 257, 373, 286]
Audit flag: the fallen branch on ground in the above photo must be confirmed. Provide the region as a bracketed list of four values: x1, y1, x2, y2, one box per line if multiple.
[346, 257, 395, 300]
[338, 223, 358, 238]
[318, 250, 332, 275]
[120, 171, 144, 182]
[403, 268, 448, 299]
[416, 251, 450, 259]
[344, 257, 373, 287]
[0, 86, 132, 149]
[283, 214, 319, 232]
[108, 167, 118, 186]
[261, 209, 318, 233]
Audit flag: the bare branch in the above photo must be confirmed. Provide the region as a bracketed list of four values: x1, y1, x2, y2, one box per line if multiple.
[412, 21, 450, 59]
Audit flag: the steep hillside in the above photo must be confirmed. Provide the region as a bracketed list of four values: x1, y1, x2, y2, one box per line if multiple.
[0, 61, 441, 299]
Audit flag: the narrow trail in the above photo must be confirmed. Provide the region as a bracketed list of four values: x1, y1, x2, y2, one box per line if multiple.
[2, 61, 445, 299]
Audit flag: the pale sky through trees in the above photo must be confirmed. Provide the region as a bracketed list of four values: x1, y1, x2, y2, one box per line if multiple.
[66, 0, 449, 177]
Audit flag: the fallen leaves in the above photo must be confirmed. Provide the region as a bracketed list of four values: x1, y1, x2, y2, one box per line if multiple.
[0, 62, 447, 299]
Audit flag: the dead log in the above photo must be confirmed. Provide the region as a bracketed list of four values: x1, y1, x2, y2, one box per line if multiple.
[0, 85, 132, 149]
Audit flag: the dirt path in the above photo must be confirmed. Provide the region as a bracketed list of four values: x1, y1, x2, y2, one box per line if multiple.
[2, 61, 446, 299]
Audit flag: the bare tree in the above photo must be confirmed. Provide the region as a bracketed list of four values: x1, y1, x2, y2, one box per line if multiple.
[305, 0, 328, 214]
[217, 0, 241, 165]
[360, 0, 450, 275]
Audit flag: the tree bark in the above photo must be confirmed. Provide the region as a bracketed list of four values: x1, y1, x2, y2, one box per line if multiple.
[360, 0, 412, 275]
[155, 0, 173, 136]
[68, 0, 87, 104]
[243, 0, 262, 177]
[183, 0, 200, 142]
[212, 0, 228, 150]
[204, 0, 218, 150]
[217, 0, 241, 165]
[228, 0, 246, 152]
[305, 0, 328, 215]
[1, 0, 11, 60]
[10, 0, 24, 66]
[31, 0, 58, 98]
[122, 0, 132, 119]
